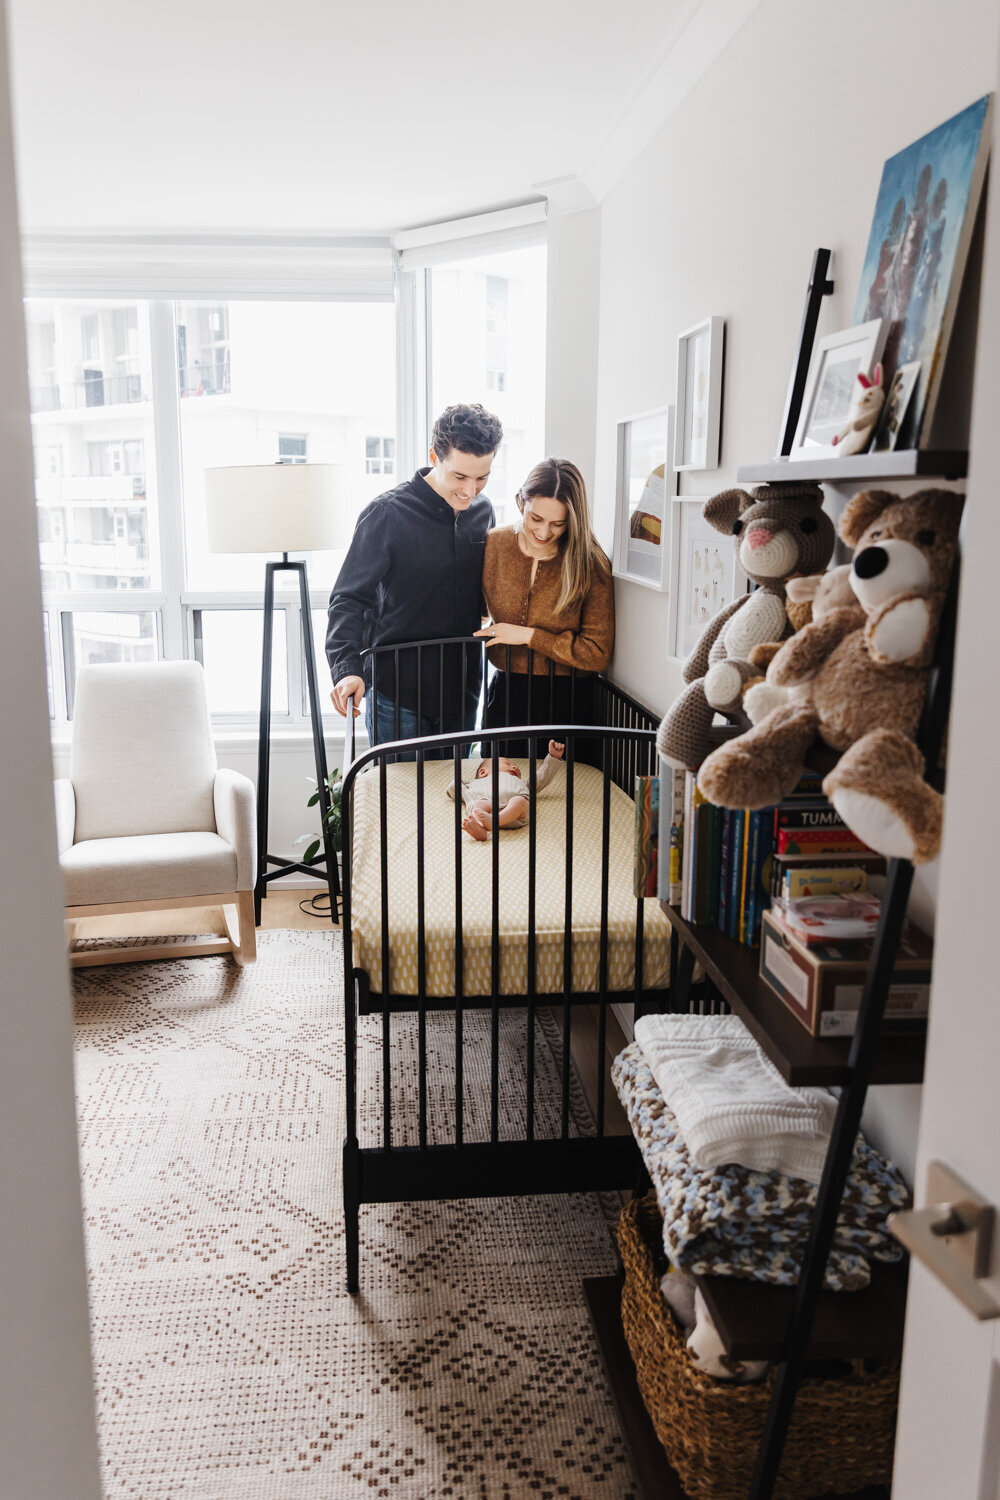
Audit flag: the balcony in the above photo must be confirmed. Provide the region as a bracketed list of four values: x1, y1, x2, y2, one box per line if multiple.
[179, 359, 230, 398]
[30, 372, 149, 413]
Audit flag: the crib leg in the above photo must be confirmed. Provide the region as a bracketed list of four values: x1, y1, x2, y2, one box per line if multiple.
[343, 1139, 360, 1295]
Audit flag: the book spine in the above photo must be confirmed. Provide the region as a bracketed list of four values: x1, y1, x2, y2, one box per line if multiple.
[681, 770, 696, 922]
[693, 782, 710, 925]
[777, 828, 871, 855]
[718, 808, 733, 933]
[656, 763, 672, 904]
[737, 809, 751, 943]
[707, 805, 723, 929]
[669, 766, 685, 905]
[729, 809, 745, 938]
[775, 802, 847, 831]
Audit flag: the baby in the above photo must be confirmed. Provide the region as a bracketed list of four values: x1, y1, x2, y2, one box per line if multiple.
[458, 740, 565, 841]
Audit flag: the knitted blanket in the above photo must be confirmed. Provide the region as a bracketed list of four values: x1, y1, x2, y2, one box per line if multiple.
[613, 1041, 910, 1291]
[633, 1012, 836, 1184]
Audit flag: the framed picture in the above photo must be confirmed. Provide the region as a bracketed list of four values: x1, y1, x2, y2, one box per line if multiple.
[791, 320, 887, 460]
[675, 317, 725, 470]
[613, 405, 673, 590]
[853, 94, 992, 448]
[873, 360, 922, 452]
[666, 498, 747, 660]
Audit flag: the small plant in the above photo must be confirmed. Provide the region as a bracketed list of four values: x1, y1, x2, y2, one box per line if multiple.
[296, 769, 343, 864]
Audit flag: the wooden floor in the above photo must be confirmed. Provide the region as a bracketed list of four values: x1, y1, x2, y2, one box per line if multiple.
[72, 889, 632, 1135]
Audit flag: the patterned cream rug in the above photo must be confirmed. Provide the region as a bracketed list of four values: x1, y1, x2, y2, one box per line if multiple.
[74, 929, 635, 1499]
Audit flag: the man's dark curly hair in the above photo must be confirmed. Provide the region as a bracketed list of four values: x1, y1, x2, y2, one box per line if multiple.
[431, 403, 503, 459]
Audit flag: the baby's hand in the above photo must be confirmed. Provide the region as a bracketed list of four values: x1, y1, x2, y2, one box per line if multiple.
[549, 740, 565, 759]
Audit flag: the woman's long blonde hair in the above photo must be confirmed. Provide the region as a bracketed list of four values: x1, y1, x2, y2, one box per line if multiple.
[516, 458, 610, 616]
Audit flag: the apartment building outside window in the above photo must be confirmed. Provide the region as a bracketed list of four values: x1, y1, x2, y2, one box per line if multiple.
[26, 296, 396, 725]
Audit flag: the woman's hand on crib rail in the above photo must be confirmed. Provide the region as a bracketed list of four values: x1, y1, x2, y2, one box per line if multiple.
[474, 621, 533, 647]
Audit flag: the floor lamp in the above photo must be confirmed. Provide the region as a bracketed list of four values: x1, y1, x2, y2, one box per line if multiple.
[205, 463, 348, 925]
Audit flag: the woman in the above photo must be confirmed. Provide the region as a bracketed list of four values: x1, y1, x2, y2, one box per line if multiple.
[475, 457, 614, 761]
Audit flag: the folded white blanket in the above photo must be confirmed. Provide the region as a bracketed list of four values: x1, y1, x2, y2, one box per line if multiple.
[633, 1013, 836, 1183]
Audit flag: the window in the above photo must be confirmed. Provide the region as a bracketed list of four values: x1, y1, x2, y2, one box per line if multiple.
[26, 292, 395, 728]
[365, 435, 395, 475]
[422, 241, 546, 517]
[278, 433, 308, 464]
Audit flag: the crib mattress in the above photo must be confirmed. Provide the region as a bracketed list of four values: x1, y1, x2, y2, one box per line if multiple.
[349, 758, 671, 997]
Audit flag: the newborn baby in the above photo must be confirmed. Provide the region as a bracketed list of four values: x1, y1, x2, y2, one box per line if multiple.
[458, 739, 564, 841]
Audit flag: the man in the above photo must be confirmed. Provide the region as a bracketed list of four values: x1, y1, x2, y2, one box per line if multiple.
[326, 402, 502, 748]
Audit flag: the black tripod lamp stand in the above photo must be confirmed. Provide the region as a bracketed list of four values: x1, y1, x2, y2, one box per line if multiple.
[205, 462, 348, 925]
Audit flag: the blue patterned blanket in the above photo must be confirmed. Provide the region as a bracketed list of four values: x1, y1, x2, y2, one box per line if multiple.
[613, 1041, 910, 1291]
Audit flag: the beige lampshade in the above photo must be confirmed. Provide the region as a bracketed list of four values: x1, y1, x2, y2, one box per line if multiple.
[204, 463, 350, 553]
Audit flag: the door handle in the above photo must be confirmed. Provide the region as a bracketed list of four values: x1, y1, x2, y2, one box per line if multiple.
[888, 1161, 1000, 1321]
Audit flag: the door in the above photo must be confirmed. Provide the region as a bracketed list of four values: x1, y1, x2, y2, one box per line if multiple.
[891, 52, 1000, 1500]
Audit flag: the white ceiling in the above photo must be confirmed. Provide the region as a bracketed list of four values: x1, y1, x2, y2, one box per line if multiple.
[7, 0, 704, 234]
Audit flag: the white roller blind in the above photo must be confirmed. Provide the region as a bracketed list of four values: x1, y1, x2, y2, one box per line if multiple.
[394, 202, 547, 269]
[20, 233, 394, 300]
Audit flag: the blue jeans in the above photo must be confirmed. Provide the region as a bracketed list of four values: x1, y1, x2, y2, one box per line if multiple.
[365, 692, 476, 762]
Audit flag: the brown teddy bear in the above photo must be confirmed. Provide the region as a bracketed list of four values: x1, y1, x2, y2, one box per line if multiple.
[741, 565, 864, 724]
[696, 488, 963, 865]
[656, 482, 835, 770]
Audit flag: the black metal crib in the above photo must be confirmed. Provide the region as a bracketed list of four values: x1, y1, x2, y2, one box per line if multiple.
[339, 637, 667, 1292]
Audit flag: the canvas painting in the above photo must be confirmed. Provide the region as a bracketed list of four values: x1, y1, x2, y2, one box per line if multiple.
[853, 94, 992, 446]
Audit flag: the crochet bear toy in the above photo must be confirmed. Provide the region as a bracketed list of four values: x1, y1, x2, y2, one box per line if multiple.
[656, 482, 835, 770]
[696, 488, 963, 865]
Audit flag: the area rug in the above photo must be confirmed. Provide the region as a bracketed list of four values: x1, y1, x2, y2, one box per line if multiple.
[73, 929, 635, 1499]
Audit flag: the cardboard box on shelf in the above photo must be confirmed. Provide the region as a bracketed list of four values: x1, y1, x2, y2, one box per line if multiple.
[759, 909, 932, 1038]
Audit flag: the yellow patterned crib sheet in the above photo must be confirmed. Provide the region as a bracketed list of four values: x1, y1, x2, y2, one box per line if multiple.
[349, 758, 672, 997]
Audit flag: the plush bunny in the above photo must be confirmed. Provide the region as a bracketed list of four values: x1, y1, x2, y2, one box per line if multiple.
[656, 482, 836, 770]
[831, 365, 885, 456]
[696, 488, 963, 865]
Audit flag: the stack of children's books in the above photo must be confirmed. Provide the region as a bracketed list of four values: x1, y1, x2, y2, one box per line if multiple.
[656, 759, 884, 946]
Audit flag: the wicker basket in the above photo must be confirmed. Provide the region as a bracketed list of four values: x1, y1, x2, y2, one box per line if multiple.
[617, 1194, 899, 1500]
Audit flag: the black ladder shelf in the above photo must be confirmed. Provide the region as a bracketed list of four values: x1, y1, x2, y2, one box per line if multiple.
[585, 526, 960, 1499]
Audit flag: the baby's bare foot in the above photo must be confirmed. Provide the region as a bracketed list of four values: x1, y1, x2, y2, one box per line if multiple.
[463, 815, 488, 842]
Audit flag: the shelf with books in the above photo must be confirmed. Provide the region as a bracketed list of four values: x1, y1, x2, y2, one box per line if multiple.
[658, 903, 926, 1087]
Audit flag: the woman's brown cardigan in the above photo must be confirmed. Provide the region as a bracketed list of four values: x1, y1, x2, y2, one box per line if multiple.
[481, 526, 615, 676]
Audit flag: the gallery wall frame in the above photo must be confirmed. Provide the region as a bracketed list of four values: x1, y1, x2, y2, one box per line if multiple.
[666, 496, 748, 661]
[612, 403, 674, 590]
[674, 316, 725, 471]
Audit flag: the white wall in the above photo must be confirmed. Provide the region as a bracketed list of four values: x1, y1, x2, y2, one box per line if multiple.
[0, 3, 102, 1493]
[545, 206, 601, 494]
[582, 0, 1000, 1177]
[592, 0, 998, 717]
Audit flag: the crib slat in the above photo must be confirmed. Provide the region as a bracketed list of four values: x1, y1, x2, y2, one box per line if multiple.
[527, 648, 534, 723]
[504, 647, 511, 725]
[597, 738, 611, 1138]
[453, 741, 464, 1146]
[548, 658, 555, 722]
[561, 732, 574, 1141]
[526, 735, 537, 1144]
[416, 748, 427, 1150]
[393, 650, 400, 744]
[490, 732, 500, 1145]
[379, 754, 391, 1149]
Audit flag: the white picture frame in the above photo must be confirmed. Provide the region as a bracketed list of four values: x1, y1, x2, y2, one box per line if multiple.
[675, 317, 725, 471]
[790, 318, 887, 460]
[612, 404, 674, 590]
[666, 497, 748, 661]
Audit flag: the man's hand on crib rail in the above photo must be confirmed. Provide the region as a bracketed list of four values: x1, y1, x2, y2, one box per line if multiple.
[332, 675, 365, 717]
